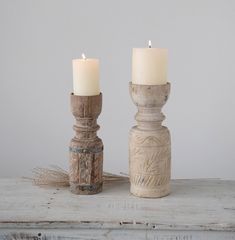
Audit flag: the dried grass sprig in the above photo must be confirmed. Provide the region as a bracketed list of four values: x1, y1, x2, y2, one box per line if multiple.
[25, 165, 129, 188]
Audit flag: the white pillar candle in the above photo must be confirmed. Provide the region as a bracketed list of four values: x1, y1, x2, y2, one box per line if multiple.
[72, 54, 100, 96]
[132, 41, 168, 85]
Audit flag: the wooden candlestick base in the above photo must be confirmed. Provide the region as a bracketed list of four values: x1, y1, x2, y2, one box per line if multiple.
[129, 83, 171, 198]
[69, 93, 103, 195]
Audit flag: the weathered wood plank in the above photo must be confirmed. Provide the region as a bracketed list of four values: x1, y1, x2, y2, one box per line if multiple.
[1, 229, 235, 240]
[0, 178, 235, 233]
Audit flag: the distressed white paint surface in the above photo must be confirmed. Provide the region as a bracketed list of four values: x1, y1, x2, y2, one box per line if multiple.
[1, 229, 235, 240]
[0, 179, 235, 239]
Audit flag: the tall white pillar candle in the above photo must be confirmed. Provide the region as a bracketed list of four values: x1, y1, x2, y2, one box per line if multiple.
[72, 54, 100, 96]
[132, 41, 168, 85]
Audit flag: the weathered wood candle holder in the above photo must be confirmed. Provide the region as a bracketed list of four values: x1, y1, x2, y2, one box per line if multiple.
[69, 93, 103, 195]
[129, 83, 171, 198]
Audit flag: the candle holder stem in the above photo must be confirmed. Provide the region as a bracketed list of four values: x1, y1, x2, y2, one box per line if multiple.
[69, 93, 103, 194]
[129, 83, 171, 198]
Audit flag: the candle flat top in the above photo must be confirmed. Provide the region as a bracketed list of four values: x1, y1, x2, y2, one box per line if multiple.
[133, 48, 168, 51]
[72, 58, 99, 62]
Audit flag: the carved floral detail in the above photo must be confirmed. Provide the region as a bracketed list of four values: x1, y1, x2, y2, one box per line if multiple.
[131, 132, 170, 147]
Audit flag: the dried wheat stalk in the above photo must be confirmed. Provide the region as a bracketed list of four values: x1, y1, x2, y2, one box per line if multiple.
[26, 165, 129, 187]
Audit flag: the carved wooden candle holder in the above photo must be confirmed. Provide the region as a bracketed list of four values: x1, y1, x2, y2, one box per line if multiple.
[69, 93, 103, 195]
[129, 83, 171, 198]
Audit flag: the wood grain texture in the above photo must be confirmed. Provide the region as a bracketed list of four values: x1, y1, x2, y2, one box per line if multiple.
[0, 179, 235, 239]
[129, 83, 171, 198]
[69, 93, 103, 195]
[1, 229, 235, 240]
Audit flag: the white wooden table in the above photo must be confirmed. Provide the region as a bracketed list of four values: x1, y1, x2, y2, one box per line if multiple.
[0, 178, 235, 240]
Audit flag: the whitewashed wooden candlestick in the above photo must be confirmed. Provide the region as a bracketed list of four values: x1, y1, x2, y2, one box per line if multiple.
[129, 82, 171, 198]
[69, 93, 103, 195]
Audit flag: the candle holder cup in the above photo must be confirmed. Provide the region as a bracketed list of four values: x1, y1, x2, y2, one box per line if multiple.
[69, 93, 103, 195]
[129, 82, 171, 198]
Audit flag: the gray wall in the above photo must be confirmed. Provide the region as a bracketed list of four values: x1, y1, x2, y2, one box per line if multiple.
[0, 0, 235, 179]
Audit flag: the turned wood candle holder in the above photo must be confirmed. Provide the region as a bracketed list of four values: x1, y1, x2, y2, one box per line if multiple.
[129, 83, 171, 198]
[69, 93, 103, 195]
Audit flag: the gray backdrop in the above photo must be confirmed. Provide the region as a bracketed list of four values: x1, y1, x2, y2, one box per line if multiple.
[0, 0, 235, 179]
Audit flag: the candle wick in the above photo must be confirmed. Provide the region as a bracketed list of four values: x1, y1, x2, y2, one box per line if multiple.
[148, 40, 152, 48]
[82, 53, 86, 60]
